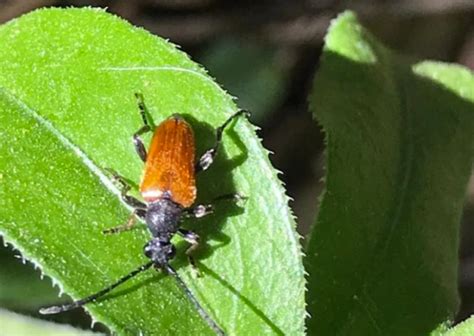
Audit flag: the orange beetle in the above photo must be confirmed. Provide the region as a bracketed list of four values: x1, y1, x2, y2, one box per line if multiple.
[140, 114, 197, 207]
[40, 93, 249, 336]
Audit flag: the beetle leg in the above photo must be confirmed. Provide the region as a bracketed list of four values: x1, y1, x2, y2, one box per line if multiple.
[212, 192, 247, 202]
[178, 229, 201, 277]
[122, 194, 146, 209]
[133, 93, 153, 162]
[106, 168, 146, 209]
[103, 209, 146, 234]
[196, 109, 250, 173]
[133, 125, 150, 163]
[183, 193, 246, 219]
[183, 204, 214, 219]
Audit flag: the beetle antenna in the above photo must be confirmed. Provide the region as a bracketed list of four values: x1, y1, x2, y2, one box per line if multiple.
[39, 261, 154, 315]
[164, 264, 226, 336]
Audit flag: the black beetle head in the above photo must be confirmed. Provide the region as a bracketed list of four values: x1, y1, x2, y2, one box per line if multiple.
[143, 238, 176, 266]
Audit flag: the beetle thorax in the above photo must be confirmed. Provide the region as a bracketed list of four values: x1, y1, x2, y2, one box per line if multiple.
[145, 198, 183, 238]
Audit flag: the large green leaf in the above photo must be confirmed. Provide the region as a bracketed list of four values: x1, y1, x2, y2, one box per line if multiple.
[306, 11, 474, 336]
[0, 8, 304, 335]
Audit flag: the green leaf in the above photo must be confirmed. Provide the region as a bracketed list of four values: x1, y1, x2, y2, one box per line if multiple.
[0, 8, 304, 335]
[0, 308, 103, 336]
[306, 11, 474, 336]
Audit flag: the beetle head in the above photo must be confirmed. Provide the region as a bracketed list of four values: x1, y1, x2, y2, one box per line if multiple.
[143, 238, 176, 266]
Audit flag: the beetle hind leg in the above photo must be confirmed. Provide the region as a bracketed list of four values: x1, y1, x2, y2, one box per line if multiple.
[195, 109, 250, 173]
[133, 93, 153, 162]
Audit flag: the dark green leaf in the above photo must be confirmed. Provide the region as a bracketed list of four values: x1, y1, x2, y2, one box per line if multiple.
[306, 11, 474, 336]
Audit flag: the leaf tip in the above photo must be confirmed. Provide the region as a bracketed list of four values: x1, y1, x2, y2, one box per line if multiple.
[324, 10, 377, 64]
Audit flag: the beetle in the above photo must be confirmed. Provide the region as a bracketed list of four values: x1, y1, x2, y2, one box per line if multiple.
[40, 93, 249, 336]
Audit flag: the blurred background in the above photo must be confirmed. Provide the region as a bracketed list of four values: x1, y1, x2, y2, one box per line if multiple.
[1, 0, 474, 333]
